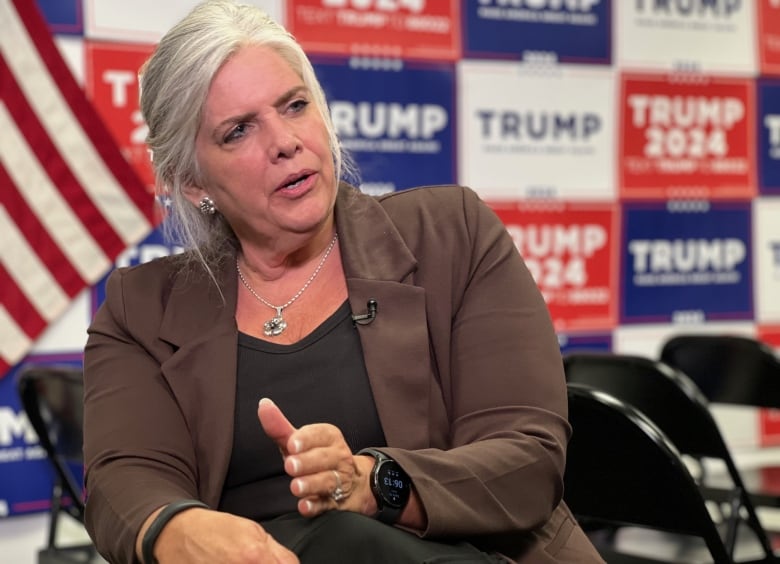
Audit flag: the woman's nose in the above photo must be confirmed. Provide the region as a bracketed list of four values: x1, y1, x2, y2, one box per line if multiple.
[267, 119, 301, 161]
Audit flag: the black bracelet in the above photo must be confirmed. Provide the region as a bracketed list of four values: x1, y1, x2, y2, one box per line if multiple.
[141, 499, 209, 564]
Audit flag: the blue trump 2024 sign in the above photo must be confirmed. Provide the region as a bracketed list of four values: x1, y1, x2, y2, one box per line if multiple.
[0, 354, 83, 517]
[313, 58, 456, 194]
[758, 80, 780, 195]
[620, 201, 753, 324]
[462, 0, 611, 63]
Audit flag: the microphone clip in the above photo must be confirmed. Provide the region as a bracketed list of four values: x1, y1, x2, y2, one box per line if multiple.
[352, 299, 378, 325]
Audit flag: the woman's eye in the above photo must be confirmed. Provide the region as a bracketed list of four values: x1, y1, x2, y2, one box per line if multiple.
[289, 99, 310, 114]
[224, 123, 248, 144]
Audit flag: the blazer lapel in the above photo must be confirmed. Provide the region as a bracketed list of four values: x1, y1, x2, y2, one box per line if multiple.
[158, 261, 239, 507]
[336, 186, 433, 451]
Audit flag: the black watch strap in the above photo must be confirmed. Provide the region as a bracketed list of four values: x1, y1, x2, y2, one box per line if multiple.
[358, 448, 410, 525]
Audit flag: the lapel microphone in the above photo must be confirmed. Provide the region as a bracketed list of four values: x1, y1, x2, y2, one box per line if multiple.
[352, 299, 378, 325]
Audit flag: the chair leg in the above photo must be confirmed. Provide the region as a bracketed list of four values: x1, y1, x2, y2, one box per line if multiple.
[722, 487, 741, 559]
[742, 500, 778, 559]
[40, 478, 99, 563]
[47, 481, 64, 549]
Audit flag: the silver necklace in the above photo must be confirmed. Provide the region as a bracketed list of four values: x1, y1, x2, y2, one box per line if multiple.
[236, 233, 338, 337]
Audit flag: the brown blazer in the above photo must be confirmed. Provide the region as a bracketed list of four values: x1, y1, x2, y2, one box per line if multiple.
[83, 184, 603, 563]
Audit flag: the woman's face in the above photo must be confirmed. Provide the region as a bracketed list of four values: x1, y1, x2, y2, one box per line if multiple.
[189, 45, 336, 243]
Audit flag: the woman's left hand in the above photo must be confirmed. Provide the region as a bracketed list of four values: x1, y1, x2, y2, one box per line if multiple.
[258, 398, 377, 518]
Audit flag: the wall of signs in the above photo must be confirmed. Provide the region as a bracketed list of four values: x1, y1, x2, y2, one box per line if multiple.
[4, 0, 780, 518]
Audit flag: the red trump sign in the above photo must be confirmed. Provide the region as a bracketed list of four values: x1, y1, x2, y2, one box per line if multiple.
[619, 73, 755, 200]
[286, 0, 460, 61]
[489, 201, 618, 332]
[85, 41, 156, 192]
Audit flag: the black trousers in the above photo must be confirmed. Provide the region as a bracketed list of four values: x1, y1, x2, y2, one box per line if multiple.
[263, 511, 507, 564]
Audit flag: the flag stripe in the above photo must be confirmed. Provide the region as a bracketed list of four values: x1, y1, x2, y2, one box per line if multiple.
[0, 52, 128, 265]
[0, 260, 46, 343]
[13, 0, 155, 219]
[0, 102, 112, 283]
[0, 205, 71, 322]
[1, 0, 156, 376]
[0, 163, 85, 298]
[1, 0, 153, 249]
[0, 304, 33, 370]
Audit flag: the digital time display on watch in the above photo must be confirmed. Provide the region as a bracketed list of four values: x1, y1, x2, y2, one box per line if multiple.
[359, 448, 411, 523]
[379, 464, 408, 506]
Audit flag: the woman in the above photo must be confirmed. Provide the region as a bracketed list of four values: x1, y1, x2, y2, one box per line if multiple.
[82, 1, 603, 563]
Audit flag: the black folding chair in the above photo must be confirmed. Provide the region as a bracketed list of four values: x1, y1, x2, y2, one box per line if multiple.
[565, 382, 737, 563]
[564, 353, 777, 562]
[660, 335, 780, 409]
[16, 364, 97, 564]
[661, 334, 780, 511]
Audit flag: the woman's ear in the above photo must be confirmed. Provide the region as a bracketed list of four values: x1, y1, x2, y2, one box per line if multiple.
[182, 184, 207, 208]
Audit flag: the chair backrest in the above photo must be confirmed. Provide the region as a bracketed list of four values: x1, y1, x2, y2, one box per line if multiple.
[16, 365, 86, 517]
[660, 334, 780, 409]
[565, 383, 733, 563]
[564, 352, 725, 460]
[564, 352, 776, 561]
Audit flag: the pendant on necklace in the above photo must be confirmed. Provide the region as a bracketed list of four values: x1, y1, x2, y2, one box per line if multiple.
[263, 307, 287, 337]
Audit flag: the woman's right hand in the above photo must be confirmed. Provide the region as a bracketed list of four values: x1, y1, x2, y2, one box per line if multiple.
[146, 507, 299, 563]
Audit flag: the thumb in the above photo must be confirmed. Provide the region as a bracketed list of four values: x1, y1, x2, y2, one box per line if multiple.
[258, 398, 298, 454]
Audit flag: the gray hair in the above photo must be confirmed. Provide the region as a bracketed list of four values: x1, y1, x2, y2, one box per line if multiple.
[139, 0, 354, 280]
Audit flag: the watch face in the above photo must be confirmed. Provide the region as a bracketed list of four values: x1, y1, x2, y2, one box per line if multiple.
[377, 460, 410, 508]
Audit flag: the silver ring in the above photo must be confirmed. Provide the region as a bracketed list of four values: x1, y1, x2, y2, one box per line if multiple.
[331, 470, 346, 502]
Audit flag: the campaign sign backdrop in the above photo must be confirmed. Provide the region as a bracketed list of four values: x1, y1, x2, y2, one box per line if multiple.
[754, 198, 780, 322]
[619, 73, 755, 200]
[461, 0, 610, 64]
[85, 41, 155, 191]
[759, 0, 780, 75]
[620, 201, 753, 324]
[0, 354, 83, 517]
[459, 60, 616, 201]
[615, 0, 757, 74]
[758, 79, 780, 194]
[760, 413, 780, 448]
[84, 0, 283, 42]
[759, 326, 780, 349]
[287, 0, 460, 61]
[313, 58, 455, 193]
[91, 226, 183, 314]
[36, 0, 82, 35]
[490, 201, 618, 332]
[558, 332, 613, 355]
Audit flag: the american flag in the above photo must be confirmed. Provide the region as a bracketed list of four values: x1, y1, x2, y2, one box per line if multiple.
[0, 0, 155, 377]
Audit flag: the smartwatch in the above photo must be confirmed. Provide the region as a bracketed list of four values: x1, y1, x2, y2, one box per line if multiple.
[358, 448, 411, 524]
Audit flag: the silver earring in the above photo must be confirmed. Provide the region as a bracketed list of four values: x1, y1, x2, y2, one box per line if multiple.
[199, 196, 216, 215]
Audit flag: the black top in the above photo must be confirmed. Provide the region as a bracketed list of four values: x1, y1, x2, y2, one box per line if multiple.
[219, 301, 386, 521]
